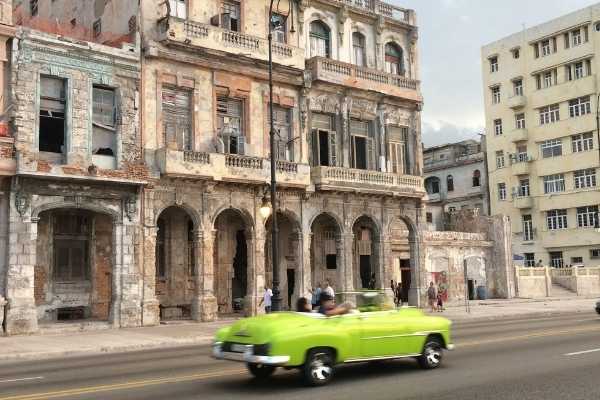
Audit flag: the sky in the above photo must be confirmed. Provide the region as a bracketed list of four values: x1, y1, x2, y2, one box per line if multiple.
[393, 0, 600, 147]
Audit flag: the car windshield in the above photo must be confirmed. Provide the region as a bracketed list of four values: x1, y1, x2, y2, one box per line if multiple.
[336, 291, 395, 313]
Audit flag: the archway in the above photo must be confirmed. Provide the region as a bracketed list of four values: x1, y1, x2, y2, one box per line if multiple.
[35, 208, 114, 323]
[465, 255, 487, 300]
[155, 206, 197, 320]
[214, 208, 251, 315]
[310, 213, 342, 293]
[388, 217, 418, 305]
[352, 215, 380, 290]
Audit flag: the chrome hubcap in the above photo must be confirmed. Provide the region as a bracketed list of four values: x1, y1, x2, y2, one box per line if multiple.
[310, 353, 332, 381]
[425, 346, 441, 366]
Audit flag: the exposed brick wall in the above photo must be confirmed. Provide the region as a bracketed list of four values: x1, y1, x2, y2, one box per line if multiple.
[34, 215, 50, 306]
[33, 265, 47, 306]
[91, 214, 113, 320]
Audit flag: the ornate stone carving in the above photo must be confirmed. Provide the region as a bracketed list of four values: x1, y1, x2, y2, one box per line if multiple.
[384, 107, 412, 126]
[125, 195, 137, 221]
[338, 6, 349, 45]
[308, 93, 339, 114]
[14, 191, 30, 216]
[349, 98, 378, 119]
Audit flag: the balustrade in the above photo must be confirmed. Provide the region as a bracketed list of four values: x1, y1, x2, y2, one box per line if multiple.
[225, 154, 263, 169]
[183, 151, 210, 164]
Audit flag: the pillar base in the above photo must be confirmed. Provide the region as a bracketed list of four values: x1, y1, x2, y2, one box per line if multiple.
[111, 301, 142, 328]
[5, 298, 38, 335]
[191, 295, 218, 322]
[141, 299, 160, 326]
[408, 287, 422, 308]
[244, 294, 257, 317]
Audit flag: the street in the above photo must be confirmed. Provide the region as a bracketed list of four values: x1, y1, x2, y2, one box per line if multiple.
[1, 313, 600, 400]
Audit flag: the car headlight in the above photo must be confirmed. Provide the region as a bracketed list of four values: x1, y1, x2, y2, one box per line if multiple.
[253, 343, 271, 356]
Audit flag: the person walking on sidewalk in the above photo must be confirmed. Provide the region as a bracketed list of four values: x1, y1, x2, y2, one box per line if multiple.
[436, 292, 444, 312]
[309, 283, 321, 310]
[259, 286, 273, 313]
[427, 282, 437, 312]
[323, 280, 335, 299]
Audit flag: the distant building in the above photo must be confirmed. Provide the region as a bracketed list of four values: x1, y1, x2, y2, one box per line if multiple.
[423, 139, 489, 230]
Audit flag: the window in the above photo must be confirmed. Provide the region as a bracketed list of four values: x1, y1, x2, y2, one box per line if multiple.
[523, 215, 534, 241]
[311, 113, 336, 166]
[220, 0, 240, 31]
[217, 96, 244, 155]
[271, 13, 287, 44]
[352, 32, 366, 67]
[448, 206, 456, 213]
[495, 151, 505, 169]
[425, 177, 440, 194]
[515, 113, 525, 129]
[542, 69, 557, 88]
[513, 79, 523, 96]
[576, 206, 599, 228]
[310, 21, 330, 58]
[350, 119, 375, 170]
[30, 0, 38, 17]
[269, 105, 293, 161]
[387, 126, 408, 174]
[472, 170, 481, 187]
[446, 175, 454, 192]
[498, 183, 507, 200]
[516, 144, 528, 162]
[591, 249, 600, 259]
[567, 60, 591, 81]
[92, 86, 116, 157]
[53, 212, 90, 281]
[539, 104, 559, 125]
[93, 19, 102, 37]
[494, 118, 503, 135]
[540, 139, 562, 158]
[39, 76, 66, 154]
[519, 178, 530, 197]
[426, 212, 433, 223]
[512, 48, 520, 59]
[574, 168, 597, 189]
[550, 251, 564, 268]
[572, 132, 594, 152]
[572, 28, 582, 46]
[489, 56, 498, 72]
[385, 43, 404, 75]
[524, 253, 535, 267]
[574, 62, 584, 79]
[543, 174, 565, 194]
[540, 39, 554, 56]
[169, 0, 187, 19]
[326, 254, 337, 270]
[569, 96, 591, 118]
[571, 257, 584, 265]
[491, 86, 501, 104]
[546, 209, 568, 230]
[163, 87, 192, 151]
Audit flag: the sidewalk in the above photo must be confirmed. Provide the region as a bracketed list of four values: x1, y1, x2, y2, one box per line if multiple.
[0, 296, 597, 363]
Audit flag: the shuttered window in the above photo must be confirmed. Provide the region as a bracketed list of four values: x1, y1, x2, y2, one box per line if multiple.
[350, 119, 375, 170]
[162, 87, 192, 151]
[268, 106, 293, 161]
[388, 126, 408, 174]
[311, 113, 336, 166]
[92, 87, 116, 157]
[217, 96, 245, 155]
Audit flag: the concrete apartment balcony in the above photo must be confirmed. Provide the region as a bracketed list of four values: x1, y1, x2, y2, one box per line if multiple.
[155, 148, 310, 188]
[513, 196, 534, 209]
[511, 158, 533, 176]
[507, 95, 526, 109]
[157, 17, 304, 70]
[306, 57, 422, 102]
[529, 74, 595, 109]
[329, 0, 416, 25]
[510, 128, 528, 142]
[311, 166, 424, 197]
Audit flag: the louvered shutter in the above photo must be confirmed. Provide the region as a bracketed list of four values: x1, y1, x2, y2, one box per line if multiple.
[328, 132, 337, 166]
[367, 137, 375, 170]
[162, 87, 192, 150]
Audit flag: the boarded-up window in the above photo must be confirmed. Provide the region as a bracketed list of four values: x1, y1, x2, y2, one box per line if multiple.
[311, 113, 336, 166]
[388, 126, 408, 174]
[268, 106, 293, 161]
[163, 87, 192, 151]
[53, 213, 90, 282]
[39, 76, 66, 154]
[350, 119, 375, 170]
[92, 87, 116, 156]
[217, 96, 245, 155]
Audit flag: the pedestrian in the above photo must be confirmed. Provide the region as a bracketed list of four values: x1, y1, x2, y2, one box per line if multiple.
[427, 282, 437, 312]
[323, 280, 334, 299]
[368, 273, 376, 290]
[259, 286, 273, 314]
[395, 281, 403, 307]
[296, 297, 312, 313]
[309, 283, 321, 310]
[436, 292, 444, 312]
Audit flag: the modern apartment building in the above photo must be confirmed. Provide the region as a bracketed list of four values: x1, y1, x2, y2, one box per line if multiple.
[482, 5, 600, 268]
[423, 139, 489, 230]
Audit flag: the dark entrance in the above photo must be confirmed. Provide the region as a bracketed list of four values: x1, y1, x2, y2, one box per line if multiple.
[360, 255, 371, 289]
[400, 259, 411, 303]
[467, 279, 475, 300]
[287, 269, 295, 310]
[354, 136, 367, 169]
[232, 230, 247, 311]
[318, 131, 330, 166]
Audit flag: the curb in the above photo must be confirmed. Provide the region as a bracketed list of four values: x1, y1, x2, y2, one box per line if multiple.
[443, 308, 592, 324]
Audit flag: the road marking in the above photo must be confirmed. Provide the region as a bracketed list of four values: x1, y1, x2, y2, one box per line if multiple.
[0, 377, 44, 384]
[0, 369, 244, 400]
[564, 348, 600, 356]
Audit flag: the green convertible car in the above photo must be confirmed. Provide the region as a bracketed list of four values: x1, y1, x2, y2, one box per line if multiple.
[213, 291, 454, 386]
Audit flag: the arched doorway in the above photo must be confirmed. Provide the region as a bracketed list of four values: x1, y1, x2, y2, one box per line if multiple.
[352, 216, 380, 290]
[35, 208, 114, 323]
[310, 213, 342, 293]
[155, 206, 196, 320]
[265, 212, 302, 310]
[389, 217, 417, 305]
[214, 209, 251, 315]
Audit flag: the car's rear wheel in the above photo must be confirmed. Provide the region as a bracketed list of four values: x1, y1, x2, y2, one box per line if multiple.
[247, 363, 276, 379]
[418, 337, 443, 369]
[303, 348, 334, 386]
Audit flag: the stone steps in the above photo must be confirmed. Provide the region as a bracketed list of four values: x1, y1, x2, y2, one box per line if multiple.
[550, 283, 578, 298]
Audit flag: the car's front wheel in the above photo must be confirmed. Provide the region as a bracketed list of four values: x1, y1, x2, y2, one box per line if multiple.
[247, 363, 276, 379]
[303, 348, 334, 386]
[418, 338, 443, 369]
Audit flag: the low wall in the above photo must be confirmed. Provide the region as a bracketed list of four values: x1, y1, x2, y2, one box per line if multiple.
[516, 267, 550, 298]
[551, 267, 600, 296]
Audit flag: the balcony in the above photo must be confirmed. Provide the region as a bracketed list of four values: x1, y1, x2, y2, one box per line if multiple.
[511, 158, 532, 175]
[426, 192, 441, 202]
[155, 148, 310, 188]
[307, 57, 422, 102]
[311, 166, 424, 197]
[507, 95, 526, 109]
[0, 136, 15, 176]
[157, 18, 304, 70]
[513, 196, 533, 209]
[510, 128, 528, 143]
[330, 0, 415, 24]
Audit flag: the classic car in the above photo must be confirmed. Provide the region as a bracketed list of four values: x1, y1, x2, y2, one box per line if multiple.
[213, 291, 453, 386]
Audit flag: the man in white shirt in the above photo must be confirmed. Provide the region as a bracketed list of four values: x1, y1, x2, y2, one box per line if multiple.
[259, 286, 273, 313]
[323, 280, 334, 299]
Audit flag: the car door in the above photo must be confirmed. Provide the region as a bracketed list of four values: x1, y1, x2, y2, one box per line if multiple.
[359, 310, 414, 359]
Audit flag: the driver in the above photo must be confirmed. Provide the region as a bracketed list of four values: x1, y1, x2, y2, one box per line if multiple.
[318, 293, 351, 316]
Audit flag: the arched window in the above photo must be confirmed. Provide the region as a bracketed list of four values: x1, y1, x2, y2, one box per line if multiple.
[309, 21, 330, 58]
[447, 175, 454, 192]
[352, 32, 366, 67]
[425, 177, 440, 194]
[385, 42, 404, 75]
[472, 170, 481, 187]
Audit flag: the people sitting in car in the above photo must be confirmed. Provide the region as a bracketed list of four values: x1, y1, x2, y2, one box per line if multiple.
[296, 297, 312, 313]
[318, 293, 351, 316]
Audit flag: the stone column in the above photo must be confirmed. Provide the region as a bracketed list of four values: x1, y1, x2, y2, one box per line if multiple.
[338, 232, 354, 292]
[380, 234, 394, 297]
[408, 232, 424, 308]
[190, 229, 202, 321]
[141, 225, 160, 326]
[340, 97, 350, 168]
[245, 227, 262, 316]
[197, 228, 217, 321]
[300, 231, 312, 299]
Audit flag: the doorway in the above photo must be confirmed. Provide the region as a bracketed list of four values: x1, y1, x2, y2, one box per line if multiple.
[287, 269, 295, 310]
[353, 136, 367, 170]
[400, 259, 411, 303]
[318, 131, 330, 166]
[232, 230, 247, 312]
[360, 255, 371, 289]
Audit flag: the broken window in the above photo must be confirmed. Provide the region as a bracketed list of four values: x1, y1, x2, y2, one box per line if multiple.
[39, 76, 66, 154]
[350, 119, 375, 170]
[220, 0, 240, 31]
[311, 113, 336, 167]
[387, 126, 408, 174]
[269, 105, 293, 161]
[162, 86, 192, 151]
[385, 43, 404, 75]
[92, 86, 117, 158]
[53, 213, 90, 282]
[217, 96, 244, 155]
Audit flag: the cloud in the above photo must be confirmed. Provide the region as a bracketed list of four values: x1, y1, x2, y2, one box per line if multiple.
[422, 120, 484, 147]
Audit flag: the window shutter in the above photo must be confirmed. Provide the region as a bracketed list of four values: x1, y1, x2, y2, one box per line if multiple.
[564, 33, 570, 49]
[237, 136, 245, 155]
[584, 26, 589, 42]
[329, 131, 337, 166]
[534, 44, 539, 58]
[367, 137, 375, 170]
[311, 129, 319, 165]
[552, 37, 557, 53]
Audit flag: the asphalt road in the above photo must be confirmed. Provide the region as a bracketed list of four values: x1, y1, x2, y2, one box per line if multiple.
[1, 313, 600, 400]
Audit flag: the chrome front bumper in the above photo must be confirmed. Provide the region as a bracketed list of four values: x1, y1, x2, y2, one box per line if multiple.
[212, 342, 290, 366]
